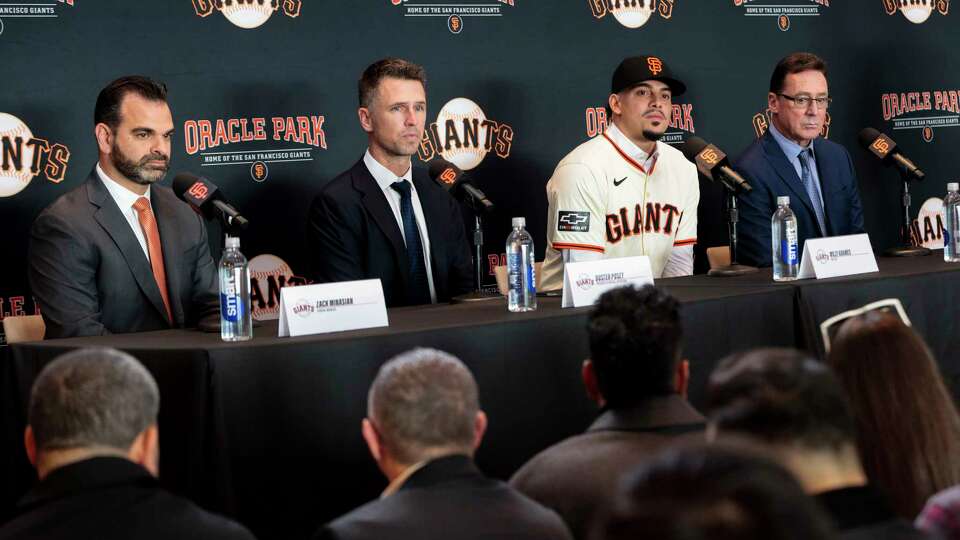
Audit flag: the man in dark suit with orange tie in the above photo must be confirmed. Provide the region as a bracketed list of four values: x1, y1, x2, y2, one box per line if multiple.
[307, 58, 473, 307]
[28, 76, 219, 338]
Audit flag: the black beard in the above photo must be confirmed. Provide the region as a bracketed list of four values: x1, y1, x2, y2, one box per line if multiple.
[642, 129, 664, 142]
[111, 143, 168, 186]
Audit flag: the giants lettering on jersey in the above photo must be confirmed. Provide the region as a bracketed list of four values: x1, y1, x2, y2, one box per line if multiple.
[606, 202, 680, 243]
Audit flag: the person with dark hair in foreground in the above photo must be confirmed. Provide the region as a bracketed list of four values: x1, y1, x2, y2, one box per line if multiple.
[28, 75, 219, 338]
[511, 285, 704, 539]
[307, 58, 473, 307]
[590, 443, 839, 540]
[828, 312, 960, 520]
[0, 348, 255, 540]
[316, 348, 572, 540]
[707, 347, 929, 539]
[733, 52, 865, 267]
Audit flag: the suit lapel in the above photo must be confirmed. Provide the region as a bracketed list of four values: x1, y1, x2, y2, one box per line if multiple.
[152, 187, 186, 326]
[351, 160, 410, 284]
[86, 173, 171, 325]
[761, 132, 820, 231]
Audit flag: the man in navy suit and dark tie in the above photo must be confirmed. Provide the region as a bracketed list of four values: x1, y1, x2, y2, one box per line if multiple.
[307, 58, 473, 307]
[734, 52, 865, 267]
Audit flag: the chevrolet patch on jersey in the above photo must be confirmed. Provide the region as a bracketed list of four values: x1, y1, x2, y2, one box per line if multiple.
[558, 211, 590, 232]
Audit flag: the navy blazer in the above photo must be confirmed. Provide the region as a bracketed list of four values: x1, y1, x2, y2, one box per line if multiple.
[28, 169, 219, 338]
[733, 131, 865, 267]
[307, 158, 474, 307]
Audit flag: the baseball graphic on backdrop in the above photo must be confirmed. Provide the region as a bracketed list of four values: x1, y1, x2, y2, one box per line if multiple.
[0, 113, 36, 197]
[900, 0, 934, 23]
[609, 1, 655, 28]
[436, 98, 489, 171]
[249, 254, 294, 321]
[221, 0, 275, 29]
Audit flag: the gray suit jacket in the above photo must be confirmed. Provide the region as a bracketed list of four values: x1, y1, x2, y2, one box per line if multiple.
[28, 168, 219, 338]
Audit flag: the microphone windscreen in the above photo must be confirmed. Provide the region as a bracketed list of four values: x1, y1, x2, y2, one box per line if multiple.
[172, 172, 202, 196]
[681, 136, 709, 163]
[858, 127, 883, 149]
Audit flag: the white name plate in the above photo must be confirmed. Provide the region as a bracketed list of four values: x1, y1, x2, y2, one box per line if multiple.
[562, 256, 654, 308]
[278, 279, 388, 337]
[797, 233, 879, 280]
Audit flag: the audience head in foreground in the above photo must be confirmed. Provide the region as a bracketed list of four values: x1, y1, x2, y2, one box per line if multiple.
[0, 347, 254, 540]
[509, 285, 703, 540]
[318, 348, 573, 540]
[591, 443, 838, 540]
[828, 312, 960, 519]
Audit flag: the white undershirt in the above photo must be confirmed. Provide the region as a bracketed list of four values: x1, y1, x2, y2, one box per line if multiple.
[363, 150, 437, 303]
[96, 162, 152, 262]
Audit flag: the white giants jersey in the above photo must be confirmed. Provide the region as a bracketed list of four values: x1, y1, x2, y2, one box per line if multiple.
[540, 128, 699, 291]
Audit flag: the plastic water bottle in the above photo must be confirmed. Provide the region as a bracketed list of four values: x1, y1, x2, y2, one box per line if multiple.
[219, 236, 252, 341]
[945, 182, 960, 262]
[506, 217, 537, 312]
[771, 196, 799, 281]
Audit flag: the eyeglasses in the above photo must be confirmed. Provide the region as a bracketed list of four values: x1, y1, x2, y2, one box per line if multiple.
[819, 298, 911, 353]
[778, 93, 832, 110]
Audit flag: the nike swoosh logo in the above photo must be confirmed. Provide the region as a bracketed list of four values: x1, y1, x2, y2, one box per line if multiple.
[613, 177, 628, 186]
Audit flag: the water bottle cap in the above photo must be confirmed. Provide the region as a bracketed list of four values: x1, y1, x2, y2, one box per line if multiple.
[512, 217, 526, 228]
[949, 182, 959, 192]
[777, 196, 790, 206]
[225, 236, 240, 249]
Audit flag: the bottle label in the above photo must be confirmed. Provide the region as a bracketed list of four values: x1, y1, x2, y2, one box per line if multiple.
[945, 229, 951, 248]
[781, 221, 798, 265]
[220, 276, 242, 322]
[527, 254, 537, 296]
[507, 253, 522, 292]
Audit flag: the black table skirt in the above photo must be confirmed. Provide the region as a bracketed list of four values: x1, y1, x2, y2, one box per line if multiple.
[3, 256, 957, 539]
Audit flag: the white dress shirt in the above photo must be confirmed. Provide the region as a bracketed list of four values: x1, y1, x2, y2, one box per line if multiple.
[363, 150, 437, 303]
[96, 162, 152, 262]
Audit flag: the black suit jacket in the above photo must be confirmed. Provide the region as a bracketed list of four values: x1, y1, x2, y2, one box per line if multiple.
[816, 485, 930, 540]
[510, 395, 706, 540]
[307, 158, 474, 307]
[733, 131, 866, 267]
[0, 457, 254, 540]
[28, 168, 219, 338]
[317, 455, 573, 540]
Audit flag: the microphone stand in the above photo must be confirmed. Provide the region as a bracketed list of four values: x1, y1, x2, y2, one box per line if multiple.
[453, 202, 501, 303]
[884, 170, 930, 257]
[709, 186, 759, 277]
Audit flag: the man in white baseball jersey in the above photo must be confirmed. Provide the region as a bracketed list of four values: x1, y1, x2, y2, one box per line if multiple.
[540, 55, 699, 291]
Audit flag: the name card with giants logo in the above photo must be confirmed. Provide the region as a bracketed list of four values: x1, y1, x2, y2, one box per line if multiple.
[183, 115, 326, 181]
[278, 279, 388, 337]
[882, 89, 960, 143]
[588, 0, 675, 29]
[586, 101, 695, 145]
[732, 0, 829, 31]
[389, 0, 516, 34]
[562, 256, 653, 308]
[882, 0, 949, 24]
[797, 234, 878, 280]
[192, 0, 302, 29]
[0, 113, 70, 197]
[418, 98, 514, 170]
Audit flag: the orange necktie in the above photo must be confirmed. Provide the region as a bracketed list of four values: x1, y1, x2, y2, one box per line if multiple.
[133, 197, 173, 323]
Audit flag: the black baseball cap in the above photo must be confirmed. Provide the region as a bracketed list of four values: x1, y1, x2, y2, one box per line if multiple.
[611, 55, 686, 96]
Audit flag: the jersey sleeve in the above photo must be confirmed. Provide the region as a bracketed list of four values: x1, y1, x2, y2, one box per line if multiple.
[546, 162, 606, 254]
[673, 164, 699, 247]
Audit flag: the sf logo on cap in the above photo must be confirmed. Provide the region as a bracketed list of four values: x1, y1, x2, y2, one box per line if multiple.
[647, 57, 663, 75]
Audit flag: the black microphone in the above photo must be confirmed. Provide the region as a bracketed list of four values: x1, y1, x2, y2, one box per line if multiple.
[681, 137, 752, 193]
[173, 172, 250, 229]
[858, 128, 925, 181]
[427, 159, 495, 213]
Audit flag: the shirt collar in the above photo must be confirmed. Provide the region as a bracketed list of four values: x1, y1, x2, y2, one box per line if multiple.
[96, 162, 151, 208]
[363, 149, 413, 191]
[605, 121, 659, 167]
[768, 120, 816, 161]
[380, 460, 428, 499]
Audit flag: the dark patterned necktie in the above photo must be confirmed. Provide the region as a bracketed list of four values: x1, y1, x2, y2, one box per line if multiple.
[390, 180, 431, 304]
[798, 149, 827, 235]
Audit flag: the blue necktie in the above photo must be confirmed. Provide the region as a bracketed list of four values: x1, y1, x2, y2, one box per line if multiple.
[798, 150, 827, 236]
[390, 180, 431, 305]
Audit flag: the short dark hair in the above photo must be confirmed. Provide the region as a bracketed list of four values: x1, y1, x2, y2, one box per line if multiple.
[368, 348, 478, 465]
[29, 347, 159, 451]
[706, 347, 856, 451]
[769, 52, 827, 94]
[592, 443, 838, 540]
[94, 75, 168, 128]
[358, 57, 427, 108]
[587, 285, 682, 407]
